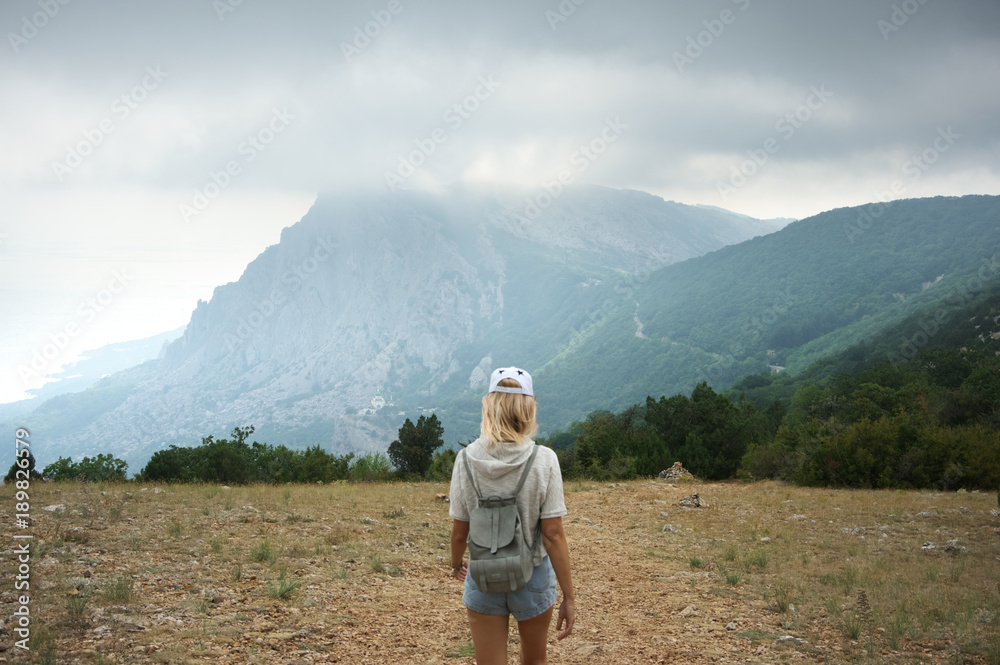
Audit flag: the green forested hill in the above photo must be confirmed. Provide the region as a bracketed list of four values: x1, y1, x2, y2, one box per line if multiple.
[529, 195, 1000, 434]
[730, 278, 1000, 409]
[542, 274, 1000, 489]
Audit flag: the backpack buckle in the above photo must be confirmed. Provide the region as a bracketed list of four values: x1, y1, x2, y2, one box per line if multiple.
[479, 496, 515, 509]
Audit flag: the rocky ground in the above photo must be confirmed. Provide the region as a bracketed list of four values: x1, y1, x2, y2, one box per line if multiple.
[1, 479, 998, 664]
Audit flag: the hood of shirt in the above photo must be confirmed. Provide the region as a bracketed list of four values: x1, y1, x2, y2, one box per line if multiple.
[462, 436, 535, 480]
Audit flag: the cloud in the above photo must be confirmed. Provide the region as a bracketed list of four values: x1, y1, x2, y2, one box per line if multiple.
[1, 0, 998, 398]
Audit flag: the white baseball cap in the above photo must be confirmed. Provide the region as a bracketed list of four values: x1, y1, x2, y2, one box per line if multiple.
[488, 366, 534, 396]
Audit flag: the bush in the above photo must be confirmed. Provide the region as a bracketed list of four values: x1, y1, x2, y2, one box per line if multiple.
[139, 426, 355, 484]
[41, 454, 127, 482]
[349, 452, 391, 482]
[427, 448, 458, 481]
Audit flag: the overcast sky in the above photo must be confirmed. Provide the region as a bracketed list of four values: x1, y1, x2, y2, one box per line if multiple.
[1, 0, 998, 402]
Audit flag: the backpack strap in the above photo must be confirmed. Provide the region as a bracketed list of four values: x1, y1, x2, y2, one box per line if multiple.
[513, 445, 539, 497]
[462, 449, 483, 500]
[516, 446, 543, 556]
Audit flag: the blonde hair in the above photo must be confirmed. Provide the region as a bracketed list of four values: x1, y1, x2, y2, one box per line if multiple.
[480, 377, 538, 448]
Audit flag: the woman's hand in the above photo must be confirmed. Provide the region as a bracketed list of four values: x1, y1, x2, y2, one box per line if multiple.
[555, 597, 575, 640]
[451, 562, 467, 582]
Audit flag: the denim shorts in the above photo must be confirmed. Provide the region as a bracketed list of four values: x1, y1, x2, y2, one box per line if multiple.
[463, 557, 557, 621]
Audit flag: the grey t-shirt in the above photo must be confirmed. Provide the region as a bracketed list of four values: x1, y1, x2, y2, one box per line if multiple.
[449, 436, 568, 566]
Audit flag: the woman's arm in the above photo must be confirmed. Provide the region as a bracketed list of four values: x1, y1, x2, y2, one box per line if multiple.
[541, 516, 575, 639]
[450, 519, 469, 580]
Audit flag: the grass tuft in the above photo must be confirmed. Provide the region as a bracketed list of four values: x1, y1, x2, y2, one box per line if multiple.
[251, 539, 278, 565]
[102, 576, 135, 603]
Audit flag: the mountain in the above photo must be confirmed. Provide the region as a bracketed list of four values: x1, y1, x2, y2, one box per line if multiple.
[2, 326, 185, 410]
[3, 185, 784, 473]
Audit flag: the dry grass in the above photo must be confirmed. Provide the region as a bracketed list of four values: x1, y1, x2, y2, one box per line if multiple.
[0, 478, 997, 664]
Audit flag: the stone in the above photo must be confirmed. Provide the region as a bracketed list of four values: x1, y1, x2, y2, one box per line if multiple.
[776, 635, 806, 646]
[726, 622, 737, 631]
[941, 539, 967, 553]
[42, 504, 66, 512]
[659, 461, 695, 480]
[678, 494, 701, 508]
[434, 494, 449, 503]
[679, 605, 697, 617]
[662, 524, 679, 533]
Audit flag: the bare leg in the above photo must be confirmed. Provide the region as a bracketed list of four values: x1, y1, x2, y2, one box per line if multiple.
[516, 605, 554, 665]
[467, 609, 510, 665]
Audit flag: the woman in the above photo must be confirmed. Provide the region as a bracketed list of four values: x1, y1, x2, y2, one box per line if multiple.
[449, 366, 575, 665]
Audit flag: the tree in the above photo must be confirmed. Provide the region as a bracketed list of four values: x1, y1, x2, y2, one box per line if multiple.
[140, 446, 197, 482]
[388, 414, 444, 477]
[4, 451, 35, 483]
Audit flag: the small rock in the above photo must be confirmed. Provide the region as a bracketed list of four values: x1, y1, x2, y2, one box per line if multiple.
[83, 570, 92, 578]
[790, 514, 807, 521]
[921, 541, 937, 550]
[221, 485, 231, 490]
[152, 488, 163, 494]
[726, 622, 737, 631]
[760, 537, 771, 543]
[678, 494, 701, 508]
[42, 504, 66, 512]
[662, 524, 679, 533]
[679, 605, 697, 617]
[434, 494, 449, 503]
[242, 505, 260, 512]
[421, 521, 430, 527]
[942, 538, 967, 553]
[776, 635, 806, 646]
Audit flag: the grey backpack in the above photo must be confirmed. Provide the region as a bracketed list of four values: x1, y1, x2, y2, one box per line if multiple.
[463, 445, 540, 593]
